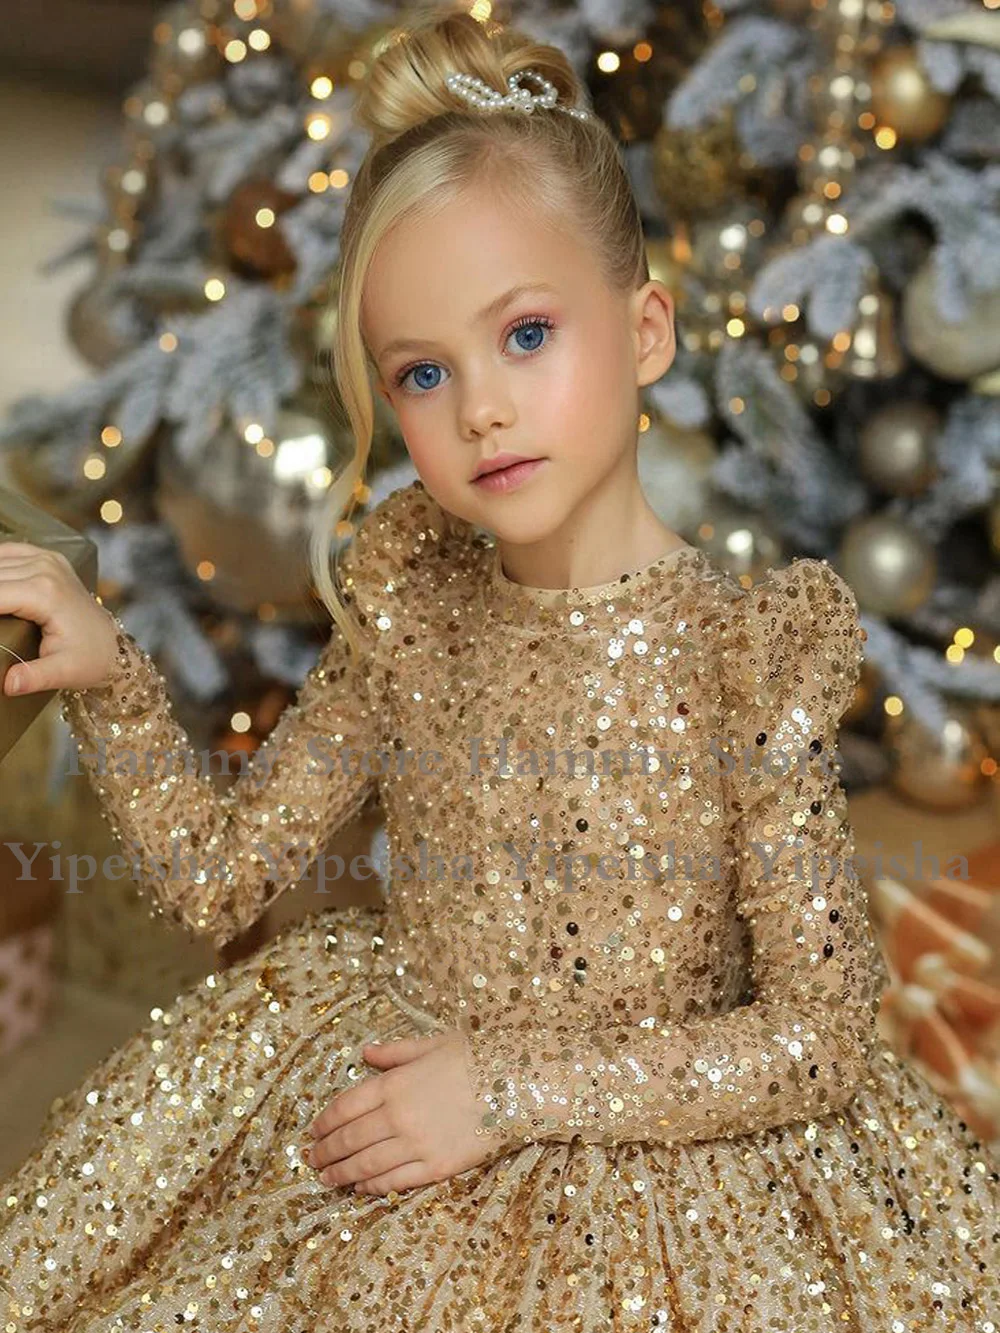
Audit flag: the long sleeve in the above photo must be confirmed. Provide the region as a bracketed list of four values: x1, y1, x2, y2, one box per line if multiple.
[460, 558, 890, 1152]
[57, 488, 412, 953]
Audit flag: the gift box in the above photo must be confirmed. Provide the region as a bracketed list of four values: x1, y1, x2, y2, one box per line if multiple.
[0, 486, 98, 764]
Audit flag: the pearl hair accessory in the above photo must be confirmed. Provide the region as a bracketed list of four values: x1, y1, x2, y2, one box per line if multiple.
[444, 68, 591, 121]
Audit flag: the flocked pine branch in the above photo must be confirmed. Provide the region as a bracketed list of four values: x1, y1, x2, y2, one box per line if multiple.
[745, 154, 1000, 342]
[747, 237, 873, 342]
[942, 98, 1000, 159]
[712, 338, 867, 539]
[899, 395, 1000, 540]
[665, 17, 815, 169]
[905, 578, 1000, 641]
[860, 615, 1000, 737]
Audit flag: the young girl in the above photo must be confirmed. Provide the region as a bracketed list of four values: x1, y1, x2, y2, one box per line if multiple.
[1, 7, 997, 1329]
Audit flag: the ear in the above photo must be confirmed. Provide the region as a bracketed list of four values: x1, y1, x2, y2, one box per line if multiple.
[631, 280, 676, 388]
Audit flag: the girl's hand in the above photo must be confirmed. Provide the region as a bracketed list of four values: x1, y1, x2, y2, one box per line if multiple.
[306, 1029, 497, 1197]
[0, 542, 119, 696]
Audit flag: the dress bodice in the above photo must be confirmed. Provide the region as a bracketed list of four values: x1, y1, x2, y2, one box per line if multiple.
[60, 479, 888, 1153]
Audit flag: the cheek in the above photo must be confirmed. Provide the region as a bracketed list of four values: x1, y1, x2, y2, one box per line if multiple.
[390, 403, 458, 489]
[394, 406, 431, 460]
[547, 323, 628, 436]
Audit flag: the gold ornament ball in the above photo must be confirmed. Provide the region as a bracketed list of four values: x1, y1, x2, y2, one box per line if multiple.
[884, 704, 989, 811]
[870, 45, 951, 142]
[858, 401, 940, 497]
[903, 258, 1000, 381]
[691, 499, 783, 584]
[651, 110, 751, 223]
[221, 178, 299, 280]
[839, 514, 937, 617]
[67, 274, 150, 369]
[155, 400, 350, 622]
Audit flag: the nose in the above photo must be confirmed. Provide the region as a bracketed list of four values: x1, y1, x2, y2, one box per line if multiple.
[457, 368, 516, 440]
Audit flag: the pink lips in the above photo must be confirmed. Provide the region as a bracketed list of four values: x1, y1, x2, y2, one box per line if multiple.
[472, 458, 548, 494]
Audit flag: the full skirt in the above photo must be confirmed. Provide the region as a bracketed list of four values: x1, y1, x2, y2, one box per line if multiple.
[1, 905, 998, 1332]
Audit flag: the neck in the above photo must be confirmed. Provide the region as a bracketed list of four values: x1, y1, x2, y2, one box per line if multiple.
[494, 463, 682, 591]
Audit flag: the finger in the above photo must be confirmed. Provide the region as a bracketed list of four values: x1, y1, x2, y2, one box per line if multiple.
[0, 577, 52, 627]
[0, 550, 65, 579]
[310, 1075, 383, 1140]
[0, 556, 48, 571]
[3, 648, 71, 697]
[4, 662, 56, 698]
[354, 1161, 429, 1197]
[0, 543, 54, 558]
[317, 1134, 405, 1189]
[310, 1106, 393, 1172]
[361, 1034, 440, 1068]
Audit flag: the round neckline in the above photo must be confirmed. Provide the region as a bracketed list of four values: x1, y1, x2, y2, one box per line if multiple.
[486, 536, 703, 613]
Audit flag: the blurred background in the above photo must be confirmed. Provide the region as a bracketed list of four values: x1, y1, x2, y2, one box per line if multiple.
[0, 0, 999, 1176]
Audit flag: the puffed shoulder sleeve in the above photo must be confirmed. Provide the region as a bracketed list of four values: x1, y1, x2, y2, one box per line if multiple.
[720, 557, 864, 831]
[460, 557, 889, 1152]
[58, 482, 424, 952]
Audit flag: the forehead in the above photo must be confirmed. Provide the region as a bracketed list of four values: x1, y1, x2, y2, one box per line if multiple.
[362, 187, 601, 357]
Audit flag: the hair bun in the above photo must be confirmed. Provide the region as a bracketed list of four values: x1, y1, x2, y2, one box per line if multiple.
[354, 5, 586, 145]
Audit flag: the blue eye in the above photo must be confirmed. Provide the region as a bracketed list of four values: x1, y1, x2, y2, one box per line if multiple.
[394, 316, 555, 396]
[405, 365, 444, 393]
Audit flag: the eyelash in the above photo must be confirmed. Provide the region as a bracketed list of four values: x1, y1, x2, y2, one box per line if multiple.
[392, 315, 557, 395]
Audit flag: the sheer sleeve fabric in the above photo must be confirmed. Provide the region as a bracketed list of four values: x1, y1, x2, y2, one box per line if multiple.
[58, 487, 415, 952]
[460, 558, 889, 1152]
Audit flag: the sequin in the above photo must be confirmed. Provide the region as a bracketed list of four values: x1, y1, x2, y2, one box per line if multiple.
[0, 478, 997, 1329]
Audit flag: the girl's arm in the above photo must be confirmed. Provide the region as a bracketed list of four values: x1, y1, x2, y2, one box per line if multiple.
[461, 560, 890, 1151]
[58, 488, 411, 954]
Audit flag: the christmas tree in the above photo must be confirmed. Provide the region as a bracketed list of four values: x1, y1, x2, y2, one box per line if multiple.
[2, 0, 998, 810]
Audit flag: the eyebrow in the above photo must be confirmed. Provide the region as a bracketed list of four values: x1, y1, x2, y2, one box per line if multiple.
[375, 282, 560, 362]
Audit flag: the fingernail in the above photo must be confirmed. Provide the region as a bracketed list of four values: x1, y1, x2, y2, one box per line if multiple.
[7, 671, 21, 694]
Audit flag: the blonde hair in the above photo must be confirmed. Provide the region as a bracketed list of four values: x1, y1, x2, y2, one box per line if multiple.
[309, 2, 649, 660]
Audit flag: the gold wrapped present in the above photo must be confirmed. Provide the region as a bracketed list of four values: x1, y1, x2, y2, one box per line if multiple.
[0, 486, 97, 764]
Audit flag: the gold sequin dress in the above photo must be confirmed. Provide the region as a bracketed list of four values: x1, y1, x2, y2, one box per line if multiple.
[1, 479, 997, 1331]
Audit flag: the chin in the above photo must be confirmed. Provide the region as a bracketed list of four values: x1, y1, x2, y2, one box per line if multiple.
[479, 502, 571, 548]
